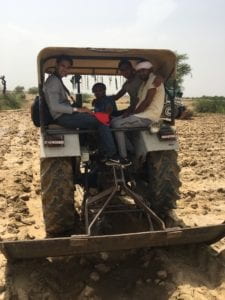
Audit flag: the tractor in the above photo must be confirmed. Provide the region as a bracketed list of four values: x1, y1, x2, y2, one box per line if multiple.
[1, 47, 225, 260]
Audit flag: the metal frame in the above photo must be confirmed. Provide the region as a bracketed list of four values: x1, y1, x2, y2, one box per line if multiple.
[1, 223, 225, 259]
[84, 164, 165, 235]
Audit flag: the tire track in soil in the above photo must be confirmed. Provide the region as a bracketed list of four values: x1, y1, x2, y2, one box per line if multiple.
[0, 110, 225, 299]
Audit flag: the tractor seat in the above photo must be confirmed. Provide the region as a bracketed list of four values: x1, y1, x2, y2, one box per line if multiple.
[46, 124, 96, 135]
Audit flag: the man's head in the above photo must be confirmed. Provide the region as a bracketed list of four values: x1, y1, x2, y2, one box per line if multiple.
[92, 82, 106, 99]
[135, 60, 154, 81]
[56, 55, 73, 78]
[118, 59, 134, 79]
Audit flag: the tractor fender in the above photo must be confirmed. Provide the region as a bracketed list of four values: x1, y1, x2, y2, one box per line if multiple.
[40, 132, 80, 158]
[133, 131, 178, 161]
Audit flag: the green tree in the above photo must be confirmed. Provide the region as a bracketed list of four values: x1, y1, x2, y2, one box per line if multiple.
[14, 86, 25, 93]
[167, 52, 192, 92]
[176, 53, 192, 88]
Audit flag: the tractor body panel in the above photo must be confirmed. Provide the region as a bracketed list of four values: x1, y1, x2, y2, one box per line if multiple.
[134, 130, 178, 160]
[40, 132, 80, 158]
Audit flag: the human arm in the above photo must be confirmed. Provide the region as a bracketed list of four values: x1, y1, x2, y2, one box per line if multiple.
[111, 87, 126, 101]
[121, 92, 140, 117]
[133, 88, 156, 114]
[44, 77, 73, 114]
[153, 75, 164, 87]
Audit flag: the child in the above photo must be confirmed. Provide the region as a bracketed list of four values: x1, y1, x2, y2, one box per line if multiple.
[92, 83, 131, 166]
[92, 83, 117, 125]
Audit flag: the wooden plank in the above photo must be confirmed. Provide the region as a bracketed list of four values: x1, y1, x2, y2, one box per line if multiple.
[1, 224, 225, 260]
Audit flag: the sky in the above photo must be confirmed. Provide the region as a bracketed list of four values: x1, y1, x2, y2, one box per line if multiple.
[0, 0, 225, 97]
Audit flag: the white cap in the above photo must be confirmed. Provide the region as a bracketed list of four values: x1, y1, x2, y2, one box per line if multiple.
[135, 61, 153, 71]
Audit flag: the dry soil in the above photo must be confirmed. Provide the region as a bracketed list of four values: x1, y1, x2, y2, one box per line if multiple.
[0, 107, 225, 299]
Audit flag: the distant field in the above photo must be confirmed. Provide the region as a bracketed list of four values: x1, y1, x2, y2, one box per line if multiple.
[193, 96, 225, 114]
[2, 92, 225, 115]
[0, 92, 26, 110]
[1, 109, 225, 299]
[182, 98, 194, 110]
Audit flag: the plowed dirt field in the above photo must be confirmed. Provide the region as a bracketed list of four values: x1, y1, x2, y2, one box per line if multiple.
[0, 109, 225, 300]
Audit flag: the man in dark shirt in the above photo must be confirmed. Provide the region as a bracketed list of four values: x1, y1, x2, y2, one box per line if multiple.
[112, 59, 163, 117]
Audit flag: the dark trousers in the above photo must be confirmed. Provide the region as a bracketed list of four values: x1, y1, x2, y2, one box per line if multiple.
[56, 113, 117, 157]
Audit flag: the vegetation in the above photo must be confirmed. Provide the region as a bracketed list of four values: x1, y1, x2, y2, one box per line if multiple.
[0, 92, 25, 110]
[28, 87, 38, 94]
[193, 96, 225, 114]
[167, 52, 192, 92]
[0, 75, 6, 94]
[14, 86, 25, 93]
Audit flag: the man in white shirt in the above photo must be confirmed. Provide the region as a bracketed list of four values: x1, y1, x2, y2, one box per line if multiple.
[111, 60, 165, 163]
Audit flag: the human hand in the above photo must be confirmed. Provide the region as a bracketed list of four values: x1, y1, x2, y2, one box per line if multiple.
[69, 95, 75, 101]
[78, 107, 93, 114]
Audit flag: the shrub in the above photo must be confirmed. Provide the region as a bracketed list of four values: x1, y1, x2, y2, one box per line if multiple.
[179, 109, 194, 120]
[193, 96, 225, 114]
[14, 86, 25, 93]
[28, 87, 38, 94]
[0, 93, 25, 110]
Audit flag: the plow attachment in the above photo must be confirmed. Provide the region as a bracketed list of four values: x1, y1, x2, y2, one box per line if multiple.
[1, 223, 225, 260]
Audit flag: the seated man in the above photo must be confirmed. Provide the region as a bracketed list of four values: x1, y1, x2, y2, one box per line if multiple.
[43, 55, 119, 164]
[42, 55, 120, 237]
[111, 60, 165, 163]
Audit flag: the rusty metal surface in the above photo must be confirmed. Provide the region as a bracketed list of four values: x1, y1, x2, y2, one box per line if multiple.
[1, 224, 225, 260]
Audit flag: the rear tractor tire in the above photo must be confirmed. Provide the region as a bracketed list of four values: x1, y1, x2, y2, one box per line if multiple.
[41, 157, 78, 237]
[146, 150, 181, 218]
